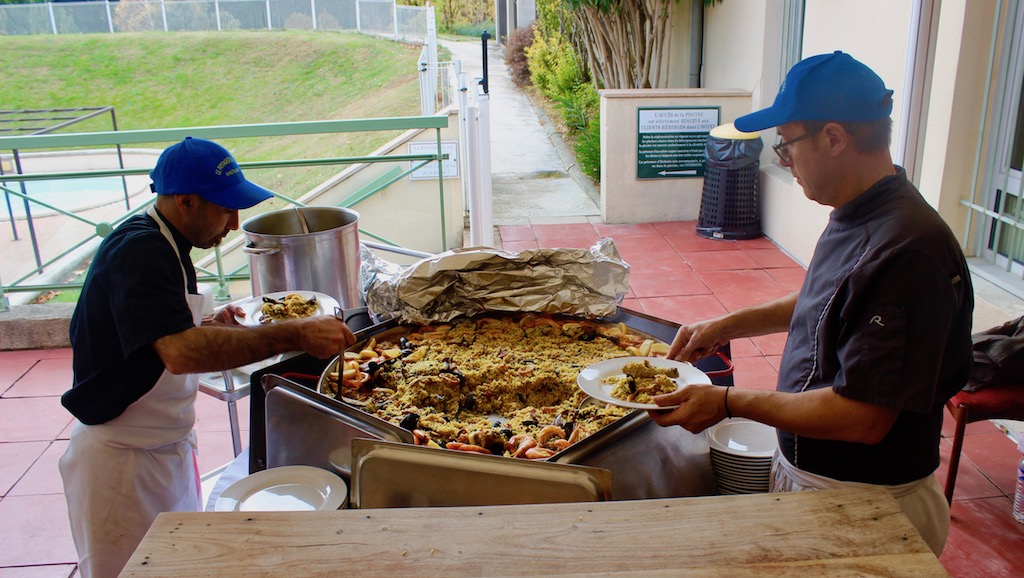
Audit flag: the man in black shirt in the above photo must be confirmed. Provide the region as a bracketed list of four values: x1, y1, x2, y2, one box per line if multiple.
[648, 52, 973, 556]
[59, 137, 357, 577]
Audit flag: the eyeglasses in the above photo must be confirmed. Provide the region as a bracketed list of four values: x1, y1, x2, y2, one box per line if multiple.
[772, 130, 819, 164]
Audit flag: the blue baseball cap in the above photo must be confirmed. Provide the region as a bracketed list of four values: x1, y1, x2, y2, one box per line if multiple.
[150, 137, 274, 210]
[734, 51, 894, 133]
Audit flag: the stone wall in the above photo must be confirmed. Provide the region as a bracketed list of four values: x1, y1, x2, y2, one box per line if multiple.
[0, 303, 74, 350]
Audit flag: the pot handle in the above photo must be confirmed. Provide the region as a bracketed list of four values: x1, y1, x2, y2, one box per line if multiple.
[243, 244, 285, 256]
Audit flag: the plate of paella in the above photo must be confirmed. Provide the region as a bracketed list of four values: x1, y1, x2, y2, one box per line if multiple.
[577, 356, 711, 410]
[235, 291, 338, 326]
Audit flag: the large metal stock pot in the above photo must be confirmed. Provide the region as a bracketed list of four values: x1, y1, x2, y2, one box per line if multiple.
[242, 206, 362, 309]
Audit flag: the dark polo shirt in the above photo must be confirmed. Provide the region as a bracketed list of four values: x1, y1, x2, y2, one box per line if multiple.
[63, 210, 198, 425]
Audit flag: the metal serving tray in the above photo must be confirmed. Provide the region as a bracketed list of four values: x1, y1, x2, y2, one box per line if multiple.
[350, 438, 612, 508]
[263, 375, 414, 476]
[551, 410, 717, 499]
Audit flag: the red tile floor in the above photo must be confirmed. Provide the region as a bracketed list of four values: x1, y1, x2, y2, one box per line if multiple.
[1, 220, 1022, 577]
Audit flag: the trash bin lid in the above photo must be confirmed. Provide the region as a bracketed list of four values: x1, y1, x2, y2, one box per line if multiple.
[710, 122, 762, 140]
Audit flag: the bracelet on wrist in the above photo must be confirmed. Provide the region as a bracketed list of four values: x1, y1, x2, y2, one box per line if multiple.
[723, 386, 732, 419]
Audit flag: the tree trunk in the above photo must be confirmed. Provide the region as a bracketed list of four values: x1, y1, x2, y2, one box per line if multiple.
[567, 0, 676, 90]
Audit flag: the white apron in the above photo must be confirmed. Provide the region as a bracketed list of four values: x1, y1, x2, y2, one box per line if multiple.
[771, 450, 950, 556]
[59, 207, 205, 578]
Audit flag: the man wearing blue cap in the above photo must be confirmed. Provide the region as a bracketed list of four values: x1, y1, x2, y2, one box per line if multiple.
[649, 52, 973, 555]
[58, 137, 358, 577]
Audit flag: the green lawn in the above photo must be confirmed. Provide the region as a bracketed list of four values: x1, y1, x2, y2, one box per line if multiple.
[0, 30, 425, 302]
[1, 30, 423, 194]
[1, 30, 422, 127]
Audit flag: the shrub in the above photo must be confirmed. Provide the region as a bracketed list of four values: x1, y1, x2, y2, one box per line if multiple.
[575, 109, 601, 182]
[504, 24, 534, 88]
[527, 34, 586, 100]
[551, 45, 583, 96]
[526, 23, 601, 182]
[284, 13, 313, 30]
[316, 11, 341, 30]
[551, 85, 592, 133]
[525, 33, 558, 96]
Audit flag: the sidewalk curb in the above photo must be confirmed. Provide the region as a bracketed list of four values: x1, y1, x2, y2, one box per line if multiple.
[520, 89, 601, 206]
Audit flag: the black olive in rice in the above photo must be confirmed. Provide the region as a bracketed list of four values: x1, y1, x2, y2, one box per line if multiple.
[399, 413, 420, 431]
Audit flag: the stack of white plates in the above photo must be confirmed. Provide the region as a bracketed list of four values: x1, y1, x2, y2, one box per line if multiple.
[706, 417, 778, 495]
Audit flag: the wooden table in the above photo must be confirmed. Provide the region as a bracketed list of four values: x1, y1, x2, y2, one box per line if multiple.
[120, 487, 947, 577]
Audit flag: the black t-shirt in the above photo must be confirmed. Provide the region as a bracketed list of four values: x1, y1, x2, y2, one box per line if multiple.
[62, 210, 198, 424]
[776, 170, 974, 485]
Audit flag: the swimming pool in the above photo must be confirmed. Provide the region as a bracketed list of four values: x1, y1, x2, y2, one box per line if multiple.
[0, 176, 146, 219]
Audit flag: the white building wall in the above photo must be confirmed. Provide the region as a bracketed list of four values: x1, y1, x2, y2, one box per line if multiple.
[663, 1, 693, 89]
[701, 0, 767, 93]
[701, 0, 959, 266]
[516, 0, 536, 29]
[802, 1, 913, 154]
[918, 0, 998, 244]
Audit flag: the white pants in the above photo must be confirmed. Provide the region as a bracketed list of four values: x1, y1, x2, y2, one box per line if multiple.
[771, 452, 950, 556]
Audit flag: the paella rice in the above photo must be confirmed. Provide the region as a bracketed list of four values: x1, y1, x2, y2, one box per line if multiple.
[259, 293, 318, 323]
[323, 314, 668, 458]
[605, 359, 681, 404]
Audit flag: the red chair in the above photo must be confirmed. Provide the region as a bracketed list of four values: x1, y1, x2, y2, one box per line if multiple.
[943, 383, 1024, 504]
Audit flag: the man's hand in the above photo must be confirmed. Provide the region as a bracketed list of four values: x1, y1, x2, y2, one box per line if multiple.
[206, 303, 244, 326]
[647, 384, 729, 433]
[292, 316, 357, 359]
[667, 321, 730, 364]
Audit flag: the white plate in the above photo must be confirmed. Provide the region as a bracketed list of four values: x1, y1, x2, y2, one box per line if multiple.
[214, 465, 347, 512]
[706, 418, 778, 458]
[234, 291, 339, 326]
[577, 357, 711, 410]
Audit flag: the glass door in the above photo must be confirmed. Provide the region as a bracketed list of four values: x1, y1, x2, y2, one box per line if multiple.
[980, 4, 1024, 280]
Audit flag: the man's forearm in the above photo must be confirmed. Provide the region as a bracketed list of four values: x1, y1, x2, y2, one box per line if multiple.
[154, 324, 303, 374]
[718, 292, 798, 340]
[731, 386, 899, 444]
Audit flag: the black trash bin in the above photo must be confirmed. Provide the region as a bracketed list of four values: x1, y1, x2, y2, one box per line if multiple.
[697, 123, 764, 240]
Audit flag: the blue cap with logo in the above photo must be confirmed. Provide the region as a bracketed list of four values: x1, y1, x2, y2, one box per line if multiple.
[734, 51, 894, 133]
[149, 137, 274, 210]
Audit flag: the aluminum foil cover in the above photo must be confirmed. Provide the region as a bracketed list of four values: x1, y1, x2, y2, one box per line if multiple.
[362, 238, 630, 323]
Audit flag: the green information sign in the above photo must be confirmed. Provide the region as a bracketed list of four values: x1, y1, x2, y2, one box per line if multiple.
[636, 107, 720, 179]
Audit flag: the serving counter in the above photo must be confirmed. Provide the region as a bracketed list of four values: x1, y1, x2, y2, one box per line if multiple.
[119, 487, 947, 577]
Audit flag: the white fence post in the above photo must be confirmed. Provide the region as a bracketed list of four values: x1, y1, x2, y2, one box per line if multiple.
[161, 0, 168, 32]
[215, 0, 222, 30]
[416, 13, 437, 115]
[427, 6, 437, 101]
[311, 0, 317, 30]
[266, 0, 272, 30]
[457, 69, 470, 216]
[467, 83, 494, 247]
[105, 0, 114, 33]
[418, 49, 431, 116]
[47, 2, 56, 34]
[392, 1, 398, 39]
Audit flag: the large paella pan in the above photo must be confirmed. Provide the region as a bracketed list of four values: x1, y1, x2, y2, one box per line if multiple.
[317, 313, 708, 460]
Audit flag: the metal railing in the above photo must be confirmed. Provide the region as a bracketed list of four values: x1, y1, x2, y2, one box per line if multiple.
[0, 116, 450, 312]
[0, 0, 428, 41]
[1, 107, 132, 270]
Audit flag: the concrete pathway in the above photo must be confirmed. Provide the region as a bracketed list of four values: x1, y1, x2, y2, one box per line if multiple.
[440, 38, 600, 225]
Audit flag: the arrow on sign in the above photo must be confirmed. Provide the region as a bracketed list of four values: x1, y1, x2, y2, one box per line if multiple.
[659, 170, 698, 176]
